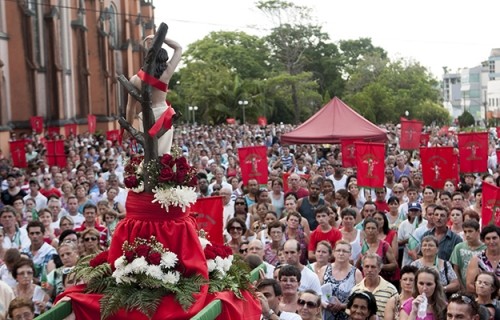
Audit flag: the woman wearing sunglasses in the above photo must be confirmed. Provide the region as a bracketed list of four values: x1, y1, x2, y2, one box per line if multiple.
[80, 228, 102, 257]
[297, 289, 321, 320]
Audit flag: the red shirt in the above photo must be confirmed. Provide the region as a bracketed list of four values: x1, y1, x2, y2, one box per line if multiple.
[308, 226, 342, 251]
[375, 200, 389, 213]
[40, 187, 62, 199]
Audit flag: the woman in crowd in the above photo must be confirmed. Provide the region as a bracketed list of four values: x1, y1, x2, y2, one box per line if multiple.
[473, 271, 500, 319]
[466, 225, 500, 293]
[46, 242, 79, 300]
[60, 181, 74, 210]
[398, 175, 413, 198]
[386, 196, 404, 230]
[336, 189, 359, 219]
[399, 267, 447, 320]
[339, 208, 363, 263]
[12, 258, 50, 316]
[422, 186, 437, 213]
[347, 181, 365, 211]
[410, 235, 460, 296]
[225, 155, 239, 178]
[280, 195, 311, 234]
[251, 202, 272, 234]
[297, 289, 321, 320]
[283, 211, 309, 265]
[255, 210, 279, 244]
[233, 196, 251, 232]
[278, 265, 301, 313]
[443, 179, 456, 193]
[320, 240, 362, 320]
[373, 211, 398, 261]
[385, 265, 418, 320]
[105, 186, 125, 219]
[225, 217, 247, 255]
[24, 197, 38, 222]
[345, 291, 378, 320]
[270, 178, 285, 218]
[8, 298, 35, 320]
[357, 218, 397, 282]
[50, 216, 75, 248]
[38, 209, 58, 245]
[322, 179, 336, 207]
[449, 207, 464, 239]
[249, 189, 273, 219]
[263, 221, 285, 266]
[80, 228, 102, 257]
[103, 210, 118, 244]
[392, 183, 406, 205]
[75, 184, 92, 214]
[310, 240, 332, 279]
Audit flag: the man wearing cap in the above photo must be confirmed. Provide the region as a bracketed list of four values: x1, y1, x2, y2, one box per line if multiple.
[398, 201, 427, 266]
[23, 178, 47, 211]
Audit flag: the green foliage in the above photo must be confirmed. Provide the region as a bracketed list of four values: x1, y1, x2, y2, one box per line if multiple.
[458, 110, 476, 127]
[413, 100, 451, 126]
[208, 256, 253, 299]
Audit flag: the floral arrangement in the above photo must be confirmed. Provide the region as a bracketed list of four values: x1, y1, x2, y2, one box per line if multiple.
[198, 231, 253, 298]
[73, 236, 204, 319]
[123, 147, 198, 212]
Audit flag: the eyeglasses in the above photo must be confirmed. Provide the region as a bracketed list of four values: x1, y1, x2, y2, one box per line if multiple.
[84, 237, 98, 242]
[235, 202, 246, 205]
[297, 299, 318, 308]
[43, 178, 51, 181]
[239, 248, 248, 254]
[212, 187, 221, 191]
[475, 280, 493, 287]
[229, 227, 243, 232]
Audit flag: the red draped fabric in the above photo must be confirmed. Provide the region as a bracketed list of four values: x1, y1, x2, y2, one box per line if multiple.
[355, 142, 385, 188]
[341, 139, 359, 168]
[420, 147, 456, 189]
[59, 192, 262, 319]
[457, 132, 488, 173]
[400, 119, 423, 150]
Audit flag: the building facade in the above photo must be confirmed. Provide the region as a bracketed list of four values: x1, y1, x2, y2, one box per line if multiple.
[0, 0, 155, 153]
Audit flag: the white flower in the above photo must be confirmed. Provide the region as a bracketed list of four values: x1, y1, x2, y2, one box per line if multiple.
[222, 256, 233, 272]
[151, 186, 197, 212]
[198, 237, 211, 249]
[130, 256, 148, 273]
[145, 265, 163, 280]
[132, 182, 144, 193]
[114, 256, 126, 269]
[207, 259, 216, 273]
[160, 251, 178, 269]
[163, 271, 180, 284]
[137, 161, 144, 175]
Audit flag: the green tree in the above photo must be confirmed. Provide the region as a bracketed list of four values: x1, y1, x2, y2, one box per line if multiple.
[413, 100, 451, 126]
[457, 110, 475, 128]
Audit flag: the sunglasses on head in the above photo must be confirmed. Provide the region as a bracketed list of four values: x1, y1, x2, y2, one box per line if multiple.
[84, 237, 97, 242]
[297, 299, 318, 308]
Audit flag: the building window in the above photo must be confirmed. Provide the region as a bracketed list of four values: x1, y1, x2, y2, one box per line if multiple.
[490, 60, 495, 73]
[109, 3, 120, 48]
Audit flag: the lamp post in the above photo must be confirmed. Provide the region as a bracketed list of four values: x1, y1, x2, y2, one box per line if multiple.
[188, 106, 198, 125]
[238, 100, 248, 124]
[405, 110, 409, 118]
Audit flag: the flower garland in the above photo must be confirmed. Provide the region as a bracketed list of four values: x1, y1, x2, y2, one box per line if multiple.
[72, 236, 205, 319]
[123, 147, 198, 212]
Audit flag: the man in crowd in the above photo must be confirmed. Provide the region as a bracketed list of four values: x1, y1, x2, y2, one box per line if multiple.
[220, 187, 234, 228]
[75, 203, 107, 246]
[328, 161, 347, 192]
[90, 177, 107, 204]
[21, 221, 56, 282]
[286, 173, 308, 199]
[422, 205, 462, 261]
[297, 179, 327, 231]
[244, 179, 259, 207]
[1, 173, 27, 206]
[307, 206, 341, 261]
[351, 253, 398, 318]
[446, 293, 480, 320]
[0, 206, 30, 249]
[247, 239, 274, 279]
[282, 239, 321, 295]
[23, 178, 47, 211]
[39, 174, 61, 199]
[61, 195, 85, 228]
[256, 278, 301, 320]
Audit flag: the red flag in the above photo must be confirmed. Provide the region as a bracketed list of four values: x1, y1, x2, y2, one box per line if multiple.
[30, 116, 44, 134]
[257, 116, 267, 127]
[88, 114, 96, 134]
[420, 147, 455, 189]
[458, 132, 488, 173]
[9, 140, 27, 168]
[341, 139, 360, 168]
[237, 146, 268, 185]
[355, 142, 385, 188]
[106, 130, 122, 145]
[400, 118, 423, 150]
[64, 124, 78, 137]
[481, 182, 500, 227]
[192, 196, 224, 245]
[46, 140, 66, 168]
[420, 133, 430, 146]
[47, 126, 60, 137]
[226, 118, 236, 124]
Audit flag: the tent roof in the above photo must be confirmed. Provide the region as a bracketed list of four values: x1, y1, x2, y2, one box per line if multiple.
[281, 97, 387, 144]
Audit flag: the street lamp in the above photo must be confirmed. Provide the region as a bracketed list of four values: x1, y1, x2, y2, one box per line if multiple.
[188, 106, 198, 125]
[238, 100, 248, 124]
[405, 110, 409, 117]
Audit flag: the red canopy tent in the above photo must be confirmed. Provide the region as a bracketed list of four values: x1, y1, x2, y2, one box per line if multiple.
[281, 97, 387, 144]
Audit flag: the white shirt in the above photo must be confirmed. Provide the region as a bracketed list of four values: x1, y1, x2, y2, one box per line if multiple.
[299, 266, 322, 296]
[23, 192, 47, 211]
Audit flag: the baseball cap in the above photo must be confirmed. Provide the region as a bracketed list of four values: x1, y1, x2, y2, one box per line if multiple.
[408, 202, 422, 211]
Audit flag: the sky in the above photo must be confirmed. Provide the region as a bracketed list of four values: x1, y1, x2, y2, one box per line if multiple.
[154, 0, 500, 79]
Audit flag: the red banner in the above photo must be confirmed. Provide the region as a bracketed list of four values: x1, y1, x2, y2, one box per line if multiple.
[458, 132, 488, 173]
[47, 126, 60, 137]
[481, 182, 500, 227]
[341, 139, 359, 168]
[9, 140, 27, 168]
[237, 146, 268, 185]
[400, 118, 423, 150]
[420, 147, 456, 189]
[496, 127, 500, 140]
[192, 196, 224, 245]
[420, 133, 430, 147]
[257, 116, 267, 127]
[226, 118, 236, 124]
[106, 130, 122, 145]
[46, 140, 66, 168]
[64, 124, 78, 137]
[30, 116, 44, 134]
[88, 114, 96, 134]
[355, 142, 385, 188]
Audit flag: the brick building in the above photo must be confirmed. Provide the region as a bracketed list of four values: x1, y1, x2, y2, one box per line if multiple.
[0, 0, 155, 155]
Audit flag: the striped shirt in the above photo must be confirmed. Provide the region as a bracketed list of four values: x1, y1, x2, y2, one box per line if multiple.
[351, 276, 398, 318]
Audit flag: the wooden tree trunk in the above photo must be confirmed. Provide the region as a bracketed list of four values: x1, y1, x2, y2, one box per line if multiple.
[118, 23, 169, 193]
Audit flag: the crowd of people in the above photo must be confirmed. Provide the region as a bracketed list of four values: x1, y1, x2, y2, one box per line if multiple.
[0, 122, 497, 320]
